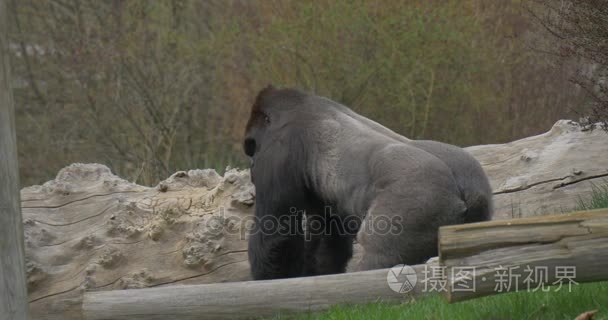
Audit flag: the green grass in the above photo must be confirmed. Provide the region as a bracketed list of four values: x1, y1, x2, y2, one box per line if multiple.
[270, 184, 608, 320]
[577, 181, 608, 211]
[278, 281, 608, 320]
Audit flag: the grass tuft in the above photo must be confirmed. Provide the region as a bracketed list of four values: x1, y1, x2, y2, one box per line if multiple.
[577, 181, 608, 211]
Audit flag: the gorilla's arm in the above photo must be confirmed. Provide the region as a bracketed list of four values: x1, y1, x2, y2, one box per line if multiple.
[247, 137, 322, 279]
[248, 215, 306, 280]
[303, 210, 357, 276]
[247, 169, 311, 279]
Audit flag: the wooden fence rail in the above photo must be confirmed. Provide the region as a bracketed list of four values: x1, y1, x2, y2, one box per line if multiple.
[84, 265, 428, 320]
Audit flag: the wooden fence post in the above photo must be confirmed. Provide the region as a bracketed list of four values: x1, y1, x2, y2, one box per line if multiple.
[0, 0, 30, 318]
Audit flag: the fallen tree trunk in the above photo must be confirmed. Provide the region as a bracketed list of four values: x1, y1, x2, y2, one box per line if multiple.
[466, 120, 608, 220]
[22, 166, 255, 320]
[83, 265, 428, 320]
[439, 208, 608, 302]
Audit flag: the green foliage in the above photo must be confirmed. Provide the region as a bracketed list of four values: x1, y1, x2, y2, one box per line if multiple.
[577, 182, 608, 211]
[276, 281, 608, 320]
[527, 0, 608, 132]
[11, 1, 248, 185]
[246, 1, 506, 145]
[9, 0, 586, 186]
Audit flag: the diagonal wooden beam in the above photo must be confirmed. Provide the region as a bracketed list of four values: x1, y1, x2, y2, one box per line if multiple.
[439, 209, 608, 302]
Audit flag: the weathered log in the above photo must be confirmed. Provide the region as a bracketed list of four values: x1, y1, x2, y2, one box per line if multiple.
[0, 0, 29, 317]
[467, 120, 608, 220]
[439, 208, 608, 302]
[83, 265, 427, 320]
[22, 165, 255, 320]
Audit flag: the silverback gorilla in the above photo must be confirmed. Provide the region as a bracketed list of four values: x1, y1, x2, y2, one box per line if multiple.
[244, 86, 492, 280]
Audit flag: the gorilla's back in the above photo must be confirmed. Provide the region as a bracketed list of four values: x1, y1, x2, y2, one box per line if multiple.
[305, 93, 493, 223]
[410, 140, 493, 222]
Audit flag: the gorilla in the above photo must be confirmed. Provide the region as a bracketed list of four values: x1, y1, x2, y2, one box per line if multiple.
[244, 86, 492, 280]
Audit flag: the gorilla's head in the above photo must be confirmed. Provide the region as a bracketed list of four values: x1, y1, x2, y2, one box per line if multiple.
[243, 86, 274, 158]
[243, 85, 311, 159]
